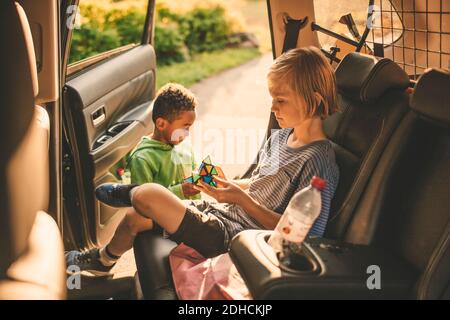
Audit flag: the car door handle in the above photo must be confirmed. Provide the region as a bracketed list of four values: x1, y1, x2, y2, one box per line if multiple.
[91, 106, 106, 127]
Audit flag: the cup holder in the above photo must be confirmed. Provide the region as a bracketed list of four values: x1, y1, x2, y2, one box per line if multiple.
[261, 234, 320, 275]
[277, 248, 318, 274]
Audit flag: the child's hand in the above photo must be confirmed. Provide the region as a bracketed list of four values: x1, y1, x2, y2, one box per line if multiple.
[182, 182, 200, 197]
[193, 177, 247, 205]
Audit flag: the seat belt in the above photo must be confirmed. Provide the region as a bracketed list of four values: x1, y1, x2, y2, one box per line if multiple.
[282, 16, 309, 53]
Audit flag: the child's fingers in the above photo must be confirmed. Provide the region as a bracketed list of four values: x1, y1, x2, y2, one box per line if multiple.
[192, 184, 203, 192]
[189, 185, 200, 194]
[214, 176, 228, 187]
[194, 181, 211, 193]
[198, 180, 215, 192]
[185, 183, 200, 194]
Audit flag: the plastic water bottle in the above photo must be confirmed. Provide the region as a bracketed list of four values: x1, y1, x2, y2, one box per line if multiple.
[268, 176, 326, 253]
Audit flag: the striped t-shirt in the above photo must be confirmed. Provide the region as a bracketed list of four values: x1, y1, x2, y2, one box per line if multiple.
[204, 128, 339, 245]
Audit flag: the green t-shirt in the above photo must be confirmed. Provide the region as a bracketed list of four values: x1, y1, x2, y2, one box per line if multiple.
[125, 136, 200, 200]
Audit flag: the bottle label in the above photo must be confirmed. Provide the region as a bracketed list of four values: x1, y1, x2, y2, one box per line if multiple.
[275, 214, 312, 244]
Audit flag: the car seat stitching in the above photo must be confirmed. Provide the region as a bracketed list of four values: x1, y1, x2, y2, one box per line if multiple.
[417, 221, 450, 299]
[328, 116, 386, 234]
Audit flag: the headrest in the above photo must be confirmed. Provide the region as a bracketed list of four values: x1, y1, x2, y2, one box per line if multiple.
[411, 68, 450, 125]
[335, 53, 410, 103]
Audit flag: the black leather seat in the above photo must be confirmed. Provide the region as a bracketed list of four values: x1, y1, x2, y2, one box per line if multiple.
[133, 52, 412, 299]
[134, 232, 178, 300]
[229, 68, 449, 300]
[0, 1, 66, 299]
[344, 68, 450, 299]
[323, 53, 411, 239]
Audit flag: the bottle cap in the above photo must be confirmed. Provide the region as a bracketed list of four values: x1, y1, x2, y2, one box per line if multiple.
[311, 176, 326, 191]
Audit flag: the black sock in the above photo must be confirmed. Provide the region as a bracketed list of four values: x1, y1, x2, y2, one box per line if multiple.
[105, 245, 121, 260]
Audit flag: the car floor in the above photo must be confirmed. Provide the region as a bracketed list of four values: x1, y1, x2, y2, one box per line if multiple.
[67, 249, 140, 300]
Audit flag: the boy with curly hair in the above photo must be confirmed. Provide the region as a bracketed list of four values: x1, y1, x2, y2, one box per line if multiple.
[65, 83, 201, 275]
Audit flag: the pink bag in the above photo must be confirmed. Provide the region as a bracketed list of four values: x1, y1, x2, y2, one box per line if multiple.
[169, 243, 252, 300]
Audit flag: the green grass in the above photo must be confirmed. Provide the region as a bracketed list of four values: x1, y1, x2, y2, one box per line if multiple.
[156, 47, 261, 89]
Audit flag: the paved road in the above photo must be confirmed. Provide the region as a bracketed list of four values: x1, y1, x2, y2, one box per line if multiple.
[189, 52, 273, 178]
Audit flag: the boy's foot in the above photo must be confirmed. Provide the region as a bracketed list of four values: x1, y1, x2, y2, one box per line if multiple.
[95, 183, 138, 207]
[65, 248, 115, 277]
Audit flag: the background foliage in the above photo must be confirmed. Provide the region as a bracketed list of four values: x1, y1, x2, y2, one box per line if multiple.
[69, 0, 241, 65]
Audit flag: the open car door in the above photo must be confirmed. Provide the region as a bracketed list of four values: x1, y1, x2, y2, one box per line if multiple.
[62, 0, 156, 249]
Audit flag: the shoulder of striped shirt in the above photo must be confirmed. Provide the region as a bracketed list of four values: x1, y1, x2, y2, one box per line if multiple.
[302, 144, 339, 180]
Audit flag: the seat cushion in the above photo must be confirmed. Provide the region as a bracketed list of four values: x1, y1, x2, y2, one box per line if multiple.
[134, 231, 178, 300]
[0, 1, 43, 274]
[344, 68, 450, 299]
[0, 211, 66, 299]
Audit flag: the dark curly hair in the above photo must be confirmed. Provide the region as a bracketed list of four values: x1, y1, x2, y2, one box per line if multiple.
[152, 83, 198, 123]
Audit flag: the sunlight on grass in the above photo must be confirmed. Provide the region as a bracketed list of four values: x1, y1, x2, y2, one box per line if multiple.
[156, 47, 261, 89]
[81, 0, 271, 53]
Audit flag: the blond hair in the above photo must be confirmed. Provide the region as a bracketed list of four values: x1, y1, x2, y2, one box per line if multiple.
[268, 47, 338, 119]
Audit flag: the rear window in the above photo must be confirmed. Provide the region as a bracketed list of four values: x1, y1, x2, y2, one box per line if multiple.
[314, 0, 403, 51]
[313, 0, 450, 79]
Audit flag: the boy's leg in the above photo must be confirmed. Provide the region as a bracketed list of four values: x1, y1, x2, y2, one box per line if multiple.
[131, 183, 226, 258]
[131, 183, 186, 235]
[105, 207, 154, 258]
[94, 182, 226, 258]
[65, 183, 186, 276]
[65, 207, 154, 275]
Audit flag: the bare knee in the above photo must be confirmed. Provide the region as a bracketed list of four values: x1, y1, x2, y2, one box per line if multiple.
[131, 183, 167, 214]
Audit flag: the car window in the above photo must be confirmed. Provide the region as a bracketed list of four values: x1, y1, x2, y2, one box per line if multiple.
[68, 0, 148, 65]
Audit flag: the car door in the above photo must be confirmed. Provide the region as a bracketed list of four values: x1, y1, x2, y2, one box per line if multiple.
[61, 0, 156, 249]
